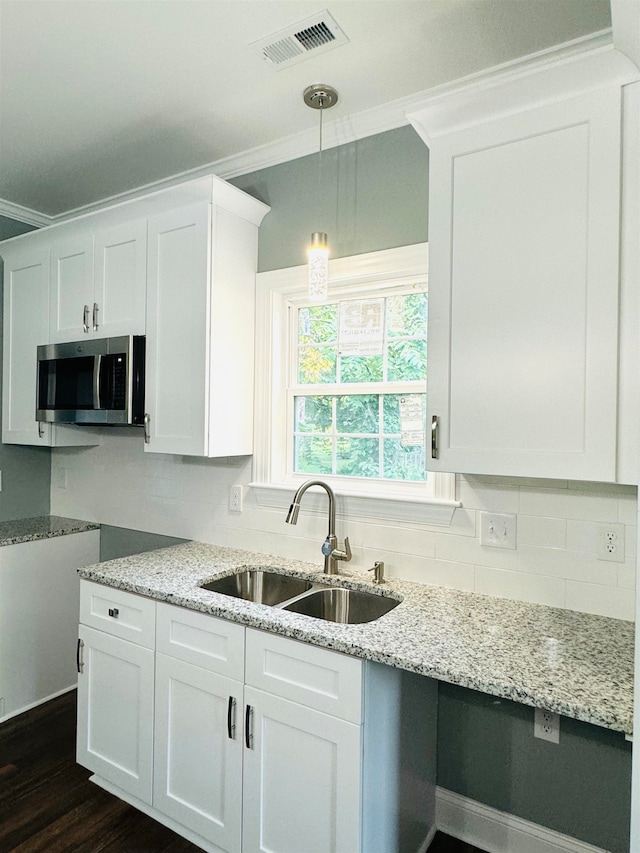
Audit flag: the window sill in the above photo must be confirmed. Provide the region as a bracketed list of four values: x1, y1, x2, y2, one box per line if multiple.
[250, 482, 461, 527]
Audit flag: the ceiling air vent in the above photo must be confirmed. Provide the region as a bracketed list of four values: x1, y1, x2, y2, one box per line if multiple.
[252, 11, 349, 70]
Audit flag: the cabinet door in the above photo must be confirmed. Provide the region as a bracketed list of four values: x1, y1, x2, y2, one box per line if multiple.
[2, 246, 52, 445]
[145, 203, 210, 455]
[426, 87, 622, 481]
[94, 220, 147, 337]
[77, 624, 154, 804]
[242, 686, 361, 853]
[154, 654, 243, 851]
[50, 233, 94, 342]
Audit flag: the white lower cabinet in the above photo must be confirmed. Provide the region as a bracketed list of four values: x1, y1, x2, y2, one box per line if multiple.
[242, 686, 361, 853]
[77, 583, 437, 853]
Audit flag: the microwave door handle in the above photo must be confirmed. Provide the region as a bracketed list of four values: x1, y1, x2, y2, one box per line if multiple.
[93, 355, 102, 410]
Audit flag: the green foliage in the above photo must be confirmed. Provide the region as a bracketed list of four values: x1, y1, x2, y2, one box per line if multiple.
[294, 291, 428, 482]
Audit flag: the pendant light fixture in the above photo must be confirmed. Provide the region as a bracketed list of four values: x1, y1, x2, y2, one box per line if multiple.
[303, 83, 338, 302]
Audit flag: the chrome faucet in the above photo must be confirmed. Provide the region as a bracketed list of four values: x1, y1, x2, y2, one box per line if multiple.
[285, 480, 352, 574]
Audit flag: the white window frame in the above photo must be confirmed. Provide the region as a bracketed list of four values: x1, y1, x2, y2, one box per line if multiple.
[251, 243, 460, 526]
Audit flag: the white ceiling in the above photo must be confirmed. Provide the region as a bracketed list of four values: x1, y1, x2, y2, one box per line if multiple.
[0, 0, 612, 218]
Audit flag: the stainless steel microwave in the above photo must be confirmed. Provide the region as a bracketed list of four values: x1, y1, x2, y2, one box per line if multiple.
[36, 335, 145, 426]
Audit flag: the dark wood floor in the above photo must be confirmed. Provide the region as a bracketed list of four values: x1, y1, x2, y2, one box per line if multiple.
[0, 691, 485, 852]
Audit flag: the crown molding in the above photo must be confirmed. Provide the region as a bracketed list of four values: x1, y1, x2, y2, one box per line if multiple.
[0, 27, 623, 225]
[0, 198, 53, 227]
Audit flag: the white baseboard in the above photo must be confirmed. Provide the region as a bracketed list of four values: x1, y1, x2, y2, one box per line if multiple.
[0, 683, 76, 725]
[435, 787, 609, 853]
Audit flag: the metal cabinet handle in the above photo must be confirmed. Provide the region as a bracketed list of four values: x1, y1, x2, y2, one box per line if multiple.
[143, 413, 151, 444]
[76, 638, 85, 673]
[92, 302, 99, 332]
[38, 422, 45, 439]
[93, 354, 103, 410]
[431, 415, 439, 459]
[108, 607, 119, 618]
[227, 696, 236, 739]
[245, 704, 253, 749]
[83, 304, 90, 334]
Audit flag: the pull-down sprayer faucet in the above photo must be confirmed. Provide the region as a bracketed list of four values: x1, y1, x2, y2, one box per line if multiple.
[285, 480, 352, 574]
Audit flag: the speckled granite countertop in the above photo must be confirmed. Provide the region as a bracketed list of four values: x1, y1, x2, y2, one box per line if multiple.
[77, 541, 634, 735]
[0, 515, 99, 547]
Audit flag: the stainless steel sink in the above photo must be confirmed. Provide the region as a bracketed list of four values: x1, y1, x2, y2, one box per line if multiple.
[200, 569, 312, 605]
[282, 586, 400, 624]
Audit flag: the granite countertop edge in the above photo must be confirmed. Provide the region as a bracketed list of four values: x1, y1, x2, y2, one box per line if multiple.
[77, 540, 634, 736]
[0, 515, 100, 547]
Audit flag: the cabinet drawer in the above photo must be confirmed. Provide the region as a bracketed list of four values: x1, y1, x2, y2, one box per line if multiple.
[156, 603, 245, 681]
[245, 628, 363, 723]
[79, 580, 156, 648]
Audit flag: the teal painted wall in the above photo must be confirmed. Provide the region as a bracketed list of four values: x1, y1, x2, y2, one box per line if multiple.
[231, 125, 429, 272]
[0, 217, 51, 520]
[0, 216, 37, 240]
[99, 525, 187, 561]
[438, 683, 632, 851]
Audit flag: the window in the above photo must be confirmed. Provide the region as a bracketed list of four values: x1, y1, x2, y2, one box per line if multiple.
[252, 244, 457, 524]
[293, 292, 428, 482]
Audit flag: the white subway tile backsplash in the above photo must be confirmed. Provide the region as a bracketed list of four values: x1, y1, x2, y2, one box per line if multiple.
[474, 567, 565, 608]
[517, 515, 566, 549]
[619, 494, 638, 525]
[456, 477, 520, 513]
[565, 581, 636, 621]
[518, 489, 619, 522]
[50, 434, 637, 621]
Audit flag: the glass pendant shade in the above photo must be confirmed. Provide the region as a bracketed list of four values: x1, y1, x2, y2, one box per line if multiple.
[307, 231, 329, 302]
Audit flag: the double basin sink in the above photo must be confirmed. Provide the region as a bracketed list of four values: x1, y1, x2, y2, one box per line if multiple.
[200, 567, 400, 625]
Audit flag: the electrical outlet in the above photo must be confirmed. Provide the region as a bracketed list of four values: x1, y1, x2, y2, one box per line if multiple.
[229, 485, 243, 513]
[534, 708, 560, 743]
[596, 523, 625, 563]
[479, 512, 517, 549]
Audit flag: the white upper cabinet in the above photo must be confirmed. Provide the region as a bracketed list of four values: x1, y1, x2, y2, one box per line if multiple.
[2, 241, 98, 447]
[144, 179, 269, 457]
[410, 49, 639, 482]
[3, 245, 50, 445]
[49, 232, 94, 342]
[93, 219, 147, 337]
[49, 218, 146, 342]
[1, 174, 269, 454]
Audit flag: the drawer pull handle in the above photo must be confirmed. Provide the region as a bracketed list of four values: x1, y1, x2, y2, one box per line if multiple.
[108, 608, 119, 618]
[227, 696, 236, 739]
[82, 304, 90, 334]
[92, 302, 99, 332]
[76, 638, 84, 674]
[245, 704, 253, 749]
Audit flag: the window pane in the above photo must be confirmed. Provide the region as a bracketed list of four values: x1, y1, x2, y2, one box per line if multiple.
[295, 396, 333, 433]
[383, 394, 426, 436]
[298, 346, 337, 384]
[383, 439, 426, 481]
[386, 292, 428, 338]
[295, 436, 333, 475]
[337, 437, 379, 477]
[298, 304, 338, 345]
[336, 395, 378, 434]
[387, 339, 426, 381]
[339, 354, 384, 383]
